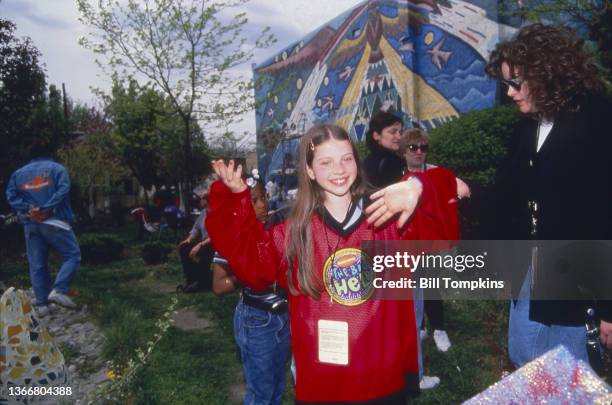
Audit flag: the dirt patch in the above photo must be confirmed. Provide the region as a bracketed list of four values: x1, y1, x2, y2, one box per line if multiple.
[229, 381, 245, 404]
[171, 307, 212, 331]
[229, 371, 246, 404]
[132, 278, 178, 294]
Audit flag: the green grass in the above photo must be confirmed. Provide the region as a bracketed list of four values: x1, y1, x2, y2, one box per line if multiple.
[413, 301, 511, 404]
[1, 224, 512, 404]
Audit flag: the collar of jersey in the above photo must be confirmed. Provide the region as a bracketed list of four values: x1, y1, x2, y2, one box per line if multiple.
[318, 198, 364, 237]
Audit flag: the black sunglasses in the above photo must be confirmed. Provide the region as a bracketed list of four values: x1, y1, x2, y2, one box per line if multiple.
[407, 144, 429, 153]
[501, 77, 524, 91]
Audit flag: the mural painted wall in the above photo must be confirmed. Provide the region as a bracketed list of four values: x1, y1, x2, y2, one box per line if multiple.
[254, 0, 518, 182]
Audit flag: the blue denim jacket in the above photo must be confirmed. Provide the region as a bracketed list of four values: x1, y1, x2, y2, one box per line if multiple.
[5, 158, 75, 224]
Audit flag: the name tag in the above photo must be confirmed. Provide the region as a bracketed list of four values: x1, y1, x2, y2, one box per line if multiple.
[318, 320, 349, 365]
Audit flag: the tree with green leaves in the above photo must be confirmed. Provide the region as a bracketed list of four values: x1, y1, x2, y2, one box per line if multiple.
[105, 79, 167, 199]
[1, 18, 46, 206]
[77, 0, 275, 211]
[104, 78, 211, 207]
[57, 105, 128, 220]
[0, 18, 76, 214]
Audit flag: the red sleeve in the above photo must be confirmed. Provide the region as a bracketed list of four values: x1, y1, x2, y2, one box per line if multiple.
[401, 167, 459, 241]
[205, 180, 283, 291]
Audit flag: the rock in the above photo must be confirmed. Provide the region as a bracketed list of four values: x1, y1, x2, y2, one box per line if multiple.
[171, 307, 212, 331]
[90, 368, 110, 384]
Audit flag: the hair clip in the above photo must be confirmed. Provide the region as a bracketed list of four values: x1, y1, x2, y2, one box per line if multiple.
[246, 177, 257, 188]
[309, 140, 315, 151]
[251, 169, 260, 180]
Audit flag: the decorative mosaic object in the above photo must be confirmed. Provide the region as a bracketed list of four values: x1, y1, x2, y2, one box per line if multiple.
[465, 346, 612, 404]
[0, 288, 69, 404]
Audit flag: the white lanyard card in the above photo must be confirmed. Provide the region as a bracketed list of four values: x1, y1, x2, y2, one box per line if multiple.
[318, 319, 349, 365]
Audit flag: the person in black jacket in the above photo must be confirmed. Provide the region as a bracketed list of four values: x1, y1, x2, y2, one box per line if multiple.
[362, 111, 405, 188]
[486, 23, 612, 367]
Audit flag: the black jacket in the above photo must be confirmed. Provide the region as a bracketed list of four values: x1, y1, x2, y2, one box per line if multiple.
[492, 94, 612, 325]
[362, 144, 406, 188]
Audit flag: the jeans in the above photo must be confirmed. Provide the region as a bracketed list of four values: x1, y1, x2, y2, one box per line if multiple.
[24, 223, 80, 305]
[508, 267, 588, 367]
[413, 287, 424, 379]
[234, 300, 291, 405]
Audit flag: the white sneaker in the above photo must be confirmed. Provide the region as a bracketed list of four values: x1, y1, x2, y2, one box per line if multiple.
[433, 329, 451, 352]
[419, 375, 440, 390]
[48, 290, 77, 309]
[34, 304, 51, 317]
[419, 328, 428, 340]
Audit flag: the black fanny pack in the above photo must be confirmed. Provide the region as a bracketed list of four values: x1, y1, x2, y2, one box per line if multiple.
[242, 292, 288, 314]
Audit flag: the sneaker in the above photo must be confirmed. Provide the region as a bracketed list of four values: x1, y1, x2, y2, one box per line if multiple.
[181, 281, 202, 293]
[48, 290, 77, 309]
[34, 304, 51, 317]
[419, 327, 428, 341]
[419, 375, 440, 390]
[433, 329, 451, 352]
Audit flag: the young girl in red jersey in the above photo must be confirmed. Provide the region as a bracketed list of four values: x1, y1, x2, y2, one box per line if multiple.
[207, 124, 456, 404]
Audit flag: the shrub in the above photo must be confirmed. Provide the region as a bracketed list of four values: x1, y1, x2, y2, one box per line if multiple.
[429, 104, 520, 187]
[355, 141, 369, 161]
[140, 241, 173, 265]
[79, 233, 124, 264]
[89, 296, 178, 405]
[0, 222, 24, 258]
[109, 202, 127, 226]
[428, 104, 521, 238]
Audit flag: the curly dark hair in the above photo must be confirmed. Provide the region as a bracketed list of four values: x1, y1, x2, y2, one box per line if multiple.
[486, 23, 603, 120]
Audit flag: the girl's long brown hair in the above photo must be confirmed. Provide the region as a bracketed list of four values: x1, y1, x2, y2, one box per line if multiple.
[286, 124, 367, 299]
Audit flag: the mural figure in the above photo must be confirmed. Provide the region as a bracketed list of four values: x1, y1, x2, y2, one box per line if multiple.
[254, 0, 517, 181]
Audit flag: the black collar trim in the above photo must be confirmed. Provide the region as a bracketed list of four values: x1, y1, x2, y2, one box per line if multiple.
[318, 199, 364, 237]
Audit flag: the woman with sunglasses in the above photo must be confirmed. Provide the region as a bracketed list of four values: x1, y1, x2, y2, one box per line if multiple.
[398, 128, 470, 389]
[486, 23, 612, 368]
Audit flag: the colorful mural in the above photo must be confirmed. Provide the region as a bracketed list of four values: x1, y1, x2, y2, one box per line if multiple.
[254, 0, 518, 182]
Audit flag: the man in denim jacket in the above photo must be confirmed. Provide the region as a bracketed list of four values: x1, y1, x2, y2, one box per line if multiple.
[6, 156, 80, 313]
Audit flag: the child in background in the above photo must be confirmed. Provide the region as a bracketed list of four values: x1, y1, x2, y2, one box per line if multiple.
[211, 175, 290, 405]
[207, 124, 457, 403]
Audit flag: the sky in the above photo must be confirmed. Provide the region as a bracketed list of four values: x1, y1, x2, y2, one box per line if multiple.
[1, 0, 365, 145]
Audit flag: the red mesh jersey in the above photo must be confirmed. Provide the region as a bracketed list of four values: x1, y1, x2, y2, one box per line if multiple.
[206, 172, 456, 402]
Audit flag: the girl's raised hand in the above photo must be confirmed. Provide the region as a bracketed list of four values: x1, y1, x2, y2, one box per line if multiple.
[365, 177, 423, 228]
[211, 160, 247, 193]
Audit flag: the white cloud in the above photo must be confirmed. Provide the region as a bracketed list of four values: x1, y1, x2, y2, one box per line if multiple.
[1, 0, 364, 140]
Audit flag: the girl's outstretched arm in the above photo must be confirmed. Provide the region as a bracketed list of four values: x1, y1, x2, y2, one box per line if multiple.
[206, 160, 283, 291]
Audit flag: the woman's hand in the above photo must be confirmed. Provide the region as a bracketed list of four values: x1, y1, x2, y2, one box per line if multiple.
[189, 243, 201, 260]
[211, 159, 247, 193]
[601, 320, 612, 349]
[365, 177, 423, 228]
[179, 235, 193, 246]
[456, 177, 471, 199]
